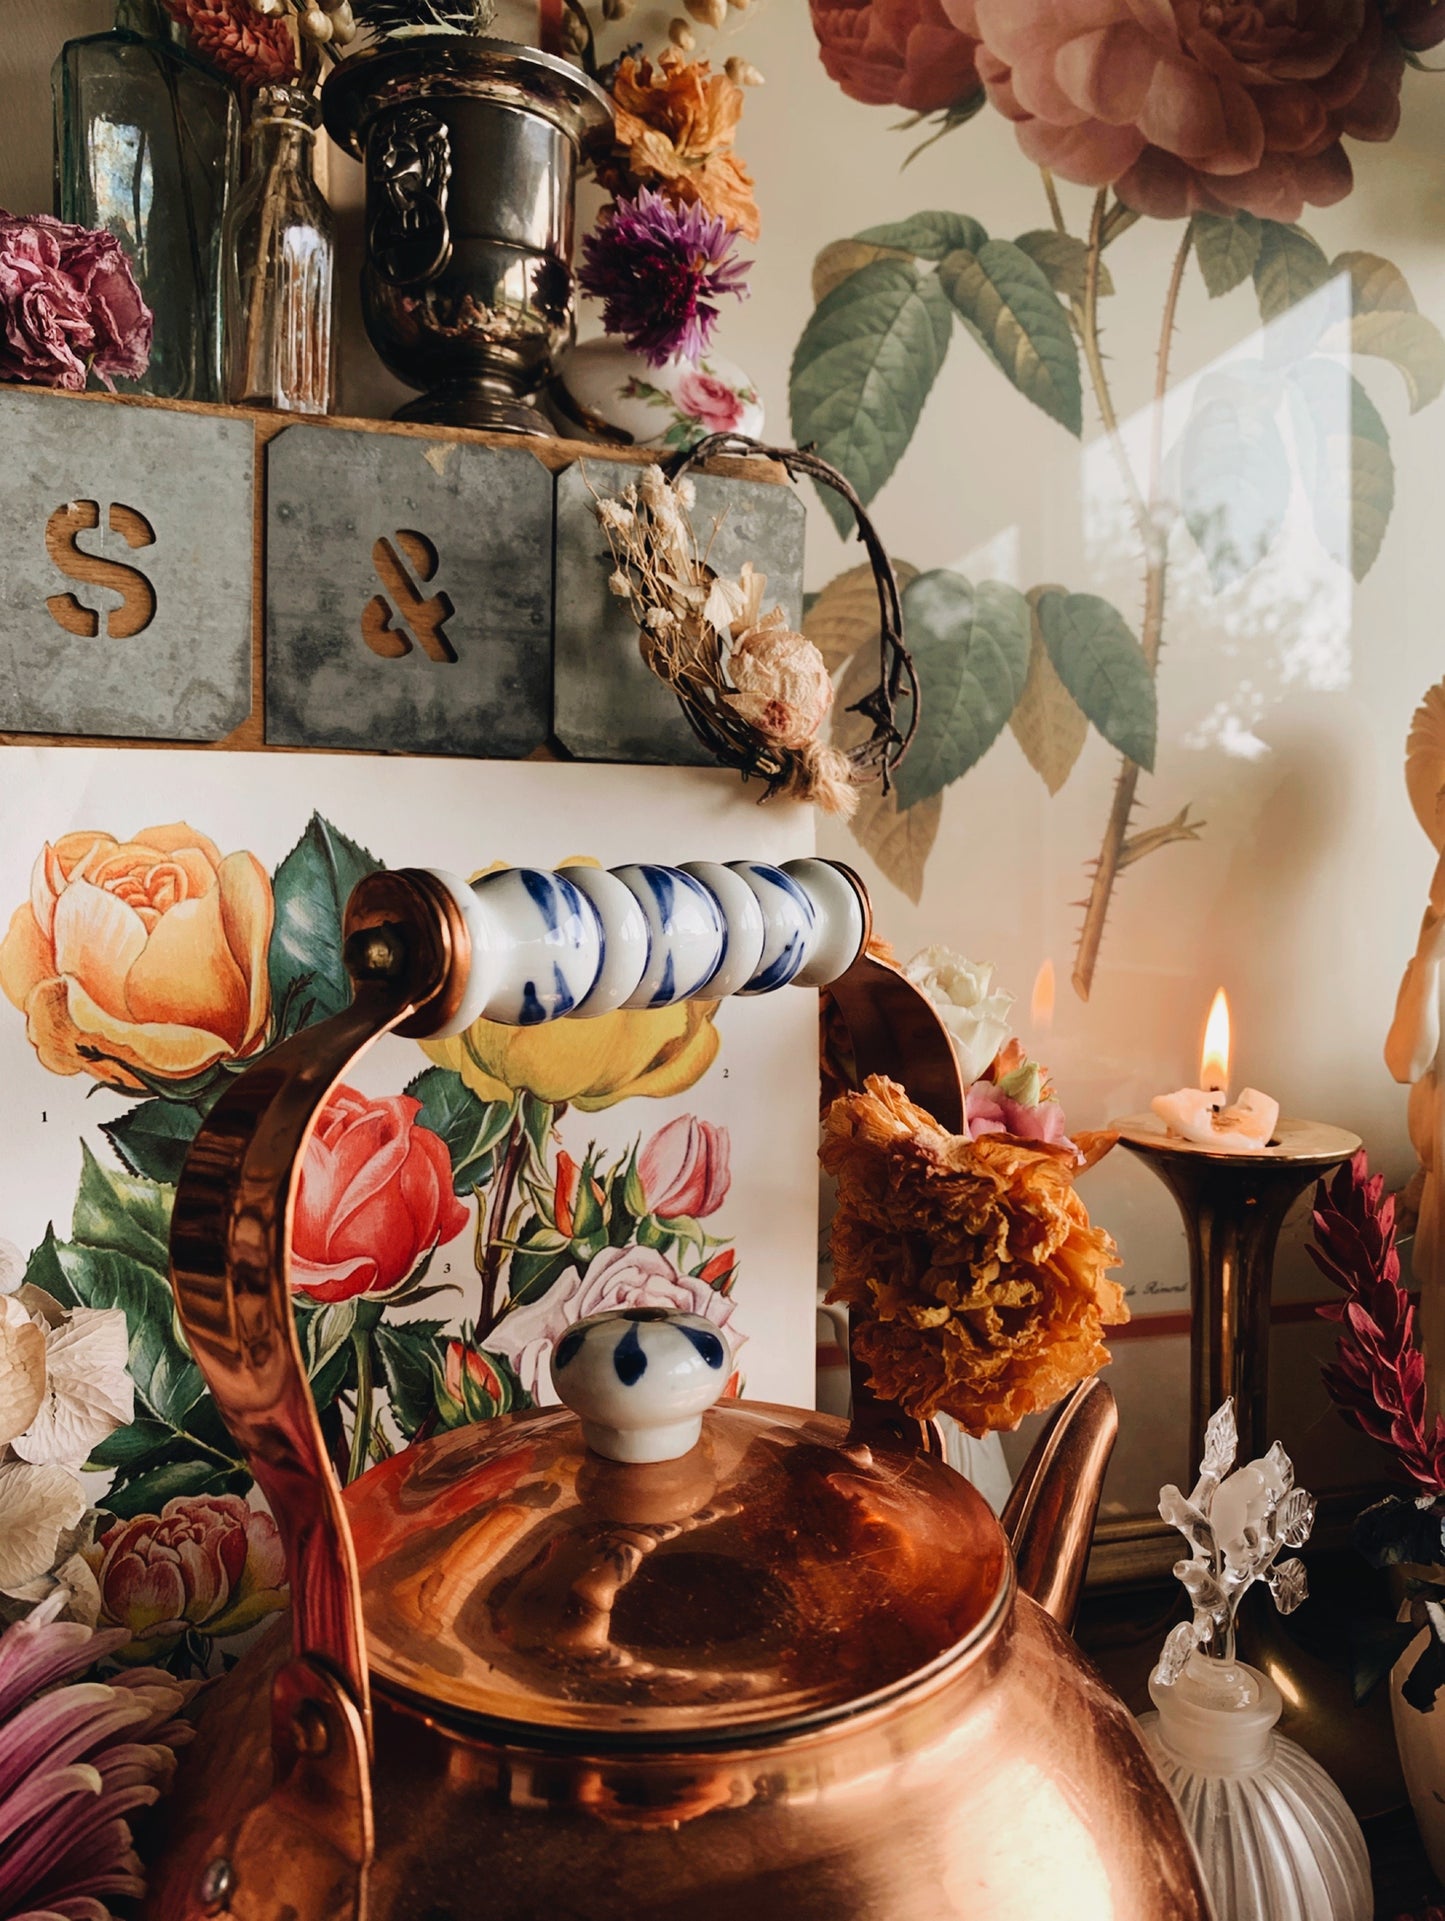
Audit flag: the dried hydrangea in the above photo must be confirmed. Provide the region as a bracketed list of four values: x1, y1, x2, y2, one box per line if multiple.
[822, 1075, 1127, 1432]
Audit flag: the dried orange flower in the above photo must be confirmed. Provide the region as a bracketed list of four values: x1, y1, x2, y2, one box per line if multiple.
[600, 51, 761, 241]
[822, 1075, 1127, 1434]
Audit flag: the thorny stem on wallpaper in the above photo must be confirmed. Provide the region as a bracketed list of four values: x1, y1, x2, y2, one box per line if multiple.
[1059, 188, 1198, 1000]
[476, 1109, 532, 1337]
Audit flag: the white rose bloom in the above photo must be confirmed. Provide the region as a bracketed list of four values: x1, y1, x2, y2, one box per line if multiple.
[904, 946, 1014, 1085]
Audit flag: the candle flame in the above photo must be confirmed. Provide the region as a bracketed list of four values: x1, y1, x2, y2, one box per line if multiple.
[1031, 959, 1056, 1031]
[1200, 988, 1230, 1093]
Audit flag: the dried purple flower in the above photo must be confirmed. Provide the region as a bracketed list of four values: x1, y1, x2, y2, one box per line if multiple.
[0, 1592, 194, 1921]
[579, 189, 750, 368]
[0, 212, 152, 394]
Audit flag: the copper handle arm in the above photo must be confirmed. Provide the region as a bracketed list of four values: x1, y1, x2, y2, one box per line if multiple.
[170, 870, 468, 1725]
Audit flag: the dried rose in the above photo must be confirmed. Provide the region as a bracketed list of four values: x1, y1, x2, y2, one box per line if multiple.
[162, 0, 296, 87]
[725, 609, 835, 750]
[822, 1075, 1126, 1432]
[0, 212, 151, 395]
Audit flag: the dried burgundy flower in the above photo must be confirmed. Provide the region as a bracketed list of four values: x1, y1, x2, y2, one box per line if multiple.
[162, 0, 296, 88]
[1312, 1149, 1445, 1496]
[0, 212, 152, 393]
[580, 189, 750, 367]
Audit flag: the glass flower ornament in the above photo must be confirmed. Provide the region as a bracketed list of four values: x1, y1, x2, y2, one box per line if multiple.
[1137, 1400, 1370, 1921]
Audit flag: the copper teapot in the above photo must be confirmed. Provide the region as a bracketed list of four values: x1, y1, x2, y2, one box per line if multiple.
[143, 860, 1210, 1921]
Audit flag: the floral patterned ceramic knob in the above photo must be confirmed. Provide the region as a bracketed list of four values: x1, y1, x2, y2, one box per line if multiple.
[549, 1306, 731, 1463]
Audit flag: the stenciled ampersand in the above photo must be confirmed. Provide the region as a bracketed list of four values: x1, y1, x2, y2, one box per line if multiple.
[361, 529, 456, 663]
[44, 499, 158, 640]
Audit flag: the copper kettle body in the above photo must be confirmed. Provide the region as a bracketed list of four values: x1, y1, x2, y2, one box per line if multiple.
[141, 864, 1210, 1921]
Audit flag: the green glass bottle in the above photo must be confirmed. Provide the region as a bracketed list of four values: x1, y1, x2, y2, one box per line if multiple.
[52, 0, 239, 402]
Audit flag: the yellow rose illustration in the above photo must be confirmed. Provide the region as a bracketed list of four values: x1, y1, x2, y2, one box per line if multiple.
[424, 999, 720, 1111]
[0, 823, 274, 1089]
[423, 858, 721, 1111]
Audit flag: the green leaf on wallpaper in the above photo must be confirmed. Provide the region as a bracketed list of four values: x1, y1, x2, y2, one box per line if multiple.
[374, 1319, 450, 1440]
[789, 259, 953, 532]
[1286, 358, 1395, 582]
[101, 1456, 250, 1520]
[503, 1219, 574, 1309]
[1323, 250, 1445, 413]
[47, 1241, 203, 1431]
[1252, 222, 1335, 362]
[1009, 588, 1089, 795]
[854, 212, 987, 260]
[1192, 212, 1262, 298]
[405, 1067, 513, 1196]
[102, 1098, 204, 1187]
[1179, 379, 1291, 590]
[937, 241, 1082, 436]
[268, 813, 384, 1036]
[1035, 591, 1156, 772]
[72, 1141, 172, 1271]
[1013, 230, 1112, 304]
[893, 571, 1031, 808]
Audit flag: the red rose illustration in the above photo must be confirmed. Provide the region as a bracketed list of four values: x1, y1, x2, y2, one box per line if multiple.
[810, 0, 982, 112]
[638, 1114, 730, 1219]
[943, 0, 1404, 220]
[1391, 0, 1445, 50]
[88, 1493, 286, 1660]
[291, 1084, 469, 1303]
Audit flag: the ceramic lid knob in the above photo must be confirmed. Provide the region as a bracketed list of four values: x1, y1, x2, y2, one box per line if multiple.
[549, 1307, 731, 1463]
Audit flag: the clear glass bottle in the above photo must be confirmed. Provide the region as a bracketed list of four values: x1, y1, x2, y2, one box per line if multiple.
[222, 85, 334, 415]
[53, 0, 238, 402]
[1137, 1400, 1371, 1921]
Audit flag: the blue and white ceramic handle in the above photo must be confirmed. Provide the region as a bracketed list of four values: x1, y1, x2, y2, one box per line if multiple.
[421, 856, 868, 1036]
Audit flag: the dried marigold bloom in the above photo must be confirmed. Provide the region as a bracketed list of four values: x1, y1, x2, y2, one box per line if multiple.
[822, 1075, 1127, 1433]
[599, 52, 761, 241]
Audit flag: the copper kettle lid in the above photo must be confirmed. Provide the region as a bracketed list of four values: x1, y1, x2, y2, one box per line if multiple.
[346, 1394, 1009, 1741]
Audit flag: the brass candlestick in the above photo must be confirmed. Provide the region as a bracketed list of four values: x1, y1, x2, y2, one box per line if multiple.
[1111, 1112, 1406, 1819]
[1113, 1113, 1360, 1472]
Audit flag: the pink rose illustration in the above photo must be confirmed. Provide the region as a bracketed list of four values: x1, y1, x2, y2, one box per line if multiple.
[487, 1244, 744, 1402]
[810, 0, 982, 112]
[676, 367, 745, 434]
[638, 1114, 731, 1219]
[943, 0, 1405, 221]
[88, 1493, 286, 1661]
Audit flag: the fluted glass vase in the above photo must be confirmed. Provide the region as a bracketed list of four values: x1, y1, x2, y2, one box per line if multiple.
[221, 84, 334, 415]
[53, 0, 237, 402]
[1139, 1658, 1370, 1921]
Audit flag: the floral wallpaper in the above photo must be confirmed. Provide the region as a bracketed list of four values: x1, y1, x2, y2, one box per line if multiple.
[0, 755, 815, 1673]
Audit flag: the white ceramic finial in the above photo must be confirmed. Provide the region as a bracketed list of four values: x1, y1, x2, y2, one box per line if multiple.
[549, 1307, 732, 1463]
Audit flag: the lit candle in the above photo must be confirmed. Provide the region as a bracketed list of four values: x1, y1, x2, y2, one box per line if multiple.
[1151, 989, 1280, 1152]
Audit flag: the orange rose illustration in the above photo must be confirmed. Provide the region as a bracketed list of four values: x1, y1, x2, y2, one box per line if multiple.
[0, 823, 273, 1089]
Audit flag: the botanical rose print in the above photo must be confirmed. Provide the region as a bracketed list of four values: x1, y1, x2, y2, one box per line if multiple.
[487, 1243, 743, 1403]
[0, 824, 273, 1090]
[88, 1493, 286, 1661]
[291, 1085, 469, 1303]
[944, 0, 1405, 220]
[639, 1114, 731, 1219]
[0, 211, 152, 392]
[676, 367, 745, 433]
[810, 0, 982, 113]
[444, 1338, 505, 1407]
[423, 997, 720, 1111]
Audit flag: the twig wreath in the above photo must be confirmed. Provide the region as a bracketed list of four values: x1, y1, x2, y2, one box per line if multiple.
[592, 433, 917, 817]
